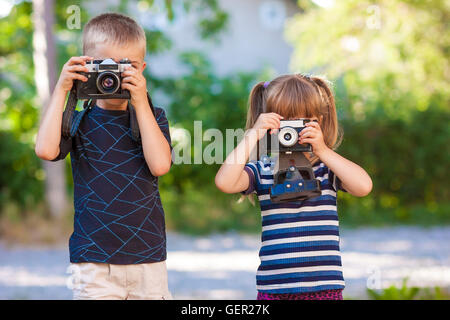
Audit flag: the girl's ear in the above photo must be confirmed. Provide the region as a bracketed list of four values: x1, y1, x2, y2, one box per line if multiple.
[319, 115, 324, 124]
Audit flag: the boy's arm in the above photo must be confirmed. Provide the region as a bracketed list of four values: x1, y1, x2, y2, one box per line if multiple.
[134, 103, 172, 176]
[121, 65, 172, 176]
[35, 56, 91, 161]
[35, 88, 68, 160]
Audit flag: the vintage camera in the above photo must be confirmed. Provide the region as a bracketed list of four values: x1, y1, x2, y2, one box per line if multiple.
[266, 118, 318, 153]
[265, 119, 321, 203]
[75, 58, 131, 99]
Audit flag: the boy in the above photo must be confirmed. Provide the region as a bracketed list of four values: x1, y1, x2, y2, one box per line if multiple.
[35, 13, 173, 300]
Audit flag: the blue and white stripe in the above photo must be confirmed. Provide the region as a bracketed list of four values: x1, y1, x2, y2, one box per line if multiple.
[245, 159, 346, 294]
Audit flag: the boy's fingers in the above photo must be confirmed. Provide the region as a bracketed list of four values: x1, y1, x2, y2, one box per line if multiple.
[121, 82, 135, 91]
[67, 56, 93, 66]
[121, 69, 137, 77]
[67, 65, 89, 73]
[70, 73, 88, 82]
[122, 75, 139, 85]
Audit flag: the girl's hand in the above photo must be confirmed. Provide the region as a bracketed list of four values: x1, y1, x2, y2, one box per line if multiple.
[55, 56, 93, 93]
[252, 113, 284, 140]
[299, 121, 329, 157]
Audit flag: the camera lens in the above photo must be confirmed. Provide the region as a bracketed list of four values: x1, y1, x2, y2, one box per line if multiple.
[96, 71, 120, 94]
[102, 77, 115, 89]
[278, 127, 298, 147]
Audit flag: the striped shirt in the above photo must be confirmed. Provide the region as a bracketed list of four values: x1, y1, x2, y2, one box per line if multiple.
[243, 157, 346, 294]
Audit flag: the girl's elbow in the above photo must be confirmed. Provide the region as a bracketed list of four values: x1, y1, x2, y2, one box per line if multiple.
[215, 174, 231, 193]
[358, 179, 373, 197]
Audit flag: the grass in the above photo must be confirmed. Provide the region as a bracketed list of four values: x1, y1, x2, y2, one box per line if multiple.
[366, 279, 450, 300]
[0, 201, 73, 246]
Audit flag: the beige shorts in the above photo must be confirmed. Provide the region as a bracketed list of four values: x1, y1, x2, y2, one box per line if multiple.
[69, 261, 173, 300]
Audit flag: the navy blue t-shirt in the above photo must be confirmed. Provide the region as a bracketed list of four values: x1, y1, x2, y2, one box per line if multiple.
[52, 104, 171, 264]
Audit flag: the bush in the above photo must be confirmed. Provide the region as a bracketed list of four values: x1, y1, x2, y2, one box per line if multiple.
[0, 131, 44, 214]
[367, 278, 450, 300]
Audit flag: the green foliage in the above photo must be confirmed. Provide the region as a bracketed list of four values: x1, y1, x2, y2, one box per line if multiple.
[367, 278, 450, 300]
[286, 0, 449, 119]
[286, 0, 450, 226]
[337, 106, 450, 225]
[0, 0, 449, 234]
[0, 131, 44, 211]
[152, 52, 262, 234]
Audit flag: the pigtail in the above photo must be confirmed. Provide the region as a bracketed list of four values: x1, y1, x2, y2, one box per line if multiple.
[310, 76, 343, 150]
[241, 81, 267, 205]
[245, 82, 266, 130]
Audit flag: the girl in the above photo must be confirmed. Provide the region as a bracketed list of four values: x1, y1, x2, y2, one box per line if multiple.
[215, 74, 372, 300]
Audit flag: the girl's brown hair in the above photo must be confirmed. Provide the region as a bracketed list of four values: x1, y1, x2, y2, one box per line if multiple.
[246, 74, 343, 163]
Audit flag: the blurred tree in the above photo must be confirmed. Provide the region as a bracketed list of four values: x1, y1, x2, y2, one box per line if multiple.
[32, 0, 67, 218]
[286, 0, 449, 118]
[285, 0, 450, 221]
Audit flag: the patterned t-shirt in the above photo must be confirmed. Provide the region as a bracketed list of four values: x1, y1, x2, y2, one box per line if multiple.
[243, 156, 346, 294]
[51, 104, 171, 264]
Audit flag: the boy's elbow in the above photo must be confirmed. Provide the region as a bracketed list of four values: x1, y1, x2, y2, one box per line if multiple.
[151, 162, 171, 177]
[35, 144, 58, 161]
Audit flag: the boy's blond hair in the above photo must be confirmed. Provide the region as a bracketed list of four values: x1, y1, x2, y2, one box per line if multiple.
[82, 13, 146, 59]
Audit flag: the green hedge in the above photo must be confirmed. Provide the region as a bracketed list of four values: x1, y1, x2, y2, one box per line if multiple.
[1, 53, 449, 232]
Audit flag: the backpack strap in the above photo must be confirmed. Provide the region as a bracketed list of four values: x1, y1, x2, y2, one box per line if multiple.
[61, 87, 155, 142]
[129, 92, 156, 143]
[61, 86, 78, 139]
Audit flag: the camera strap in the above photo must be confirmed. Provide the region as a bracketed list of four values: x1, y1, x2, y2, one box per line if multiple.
[270, 152, 321, 202]
[61, 87, 155, 144]
[61, 87, 78, 139]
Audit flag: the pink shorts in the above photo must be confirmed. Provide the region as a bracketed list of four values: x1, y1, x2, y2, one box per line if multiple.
[257, 289, 343, 300]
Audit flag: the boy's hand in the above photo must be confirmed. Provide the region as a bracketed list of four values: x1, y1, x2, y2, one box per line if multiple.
[56, 56, 93, 93]
[252, 113, 284, 140]
[299, 121, 329, 156]
[121, 66, 148, 107]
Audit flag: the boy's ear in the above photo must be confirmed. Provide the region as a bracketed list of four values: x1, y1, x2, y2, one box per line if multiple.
[141, 61, 147, 72]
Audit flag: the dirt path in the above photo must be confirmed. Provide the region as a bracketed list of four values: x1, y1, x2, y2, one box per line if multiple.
[0, 226, 449, 299]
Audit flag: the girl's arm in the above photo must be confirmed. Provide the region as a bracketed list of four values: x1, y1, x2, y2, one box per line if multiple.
[215, 113, 283, 194]
[300, 121, 372, 197]
[315, 148, 372, 197]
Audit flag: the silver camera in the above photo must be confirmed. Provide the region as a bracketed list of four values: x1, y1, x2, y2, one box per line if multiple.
[277, 119, 317, 152]
[75, 58, 132, 99]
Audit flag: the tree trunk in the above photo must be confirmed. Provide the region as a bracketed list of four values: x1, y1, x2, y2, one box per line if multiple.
[32, 0, 68, 218]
